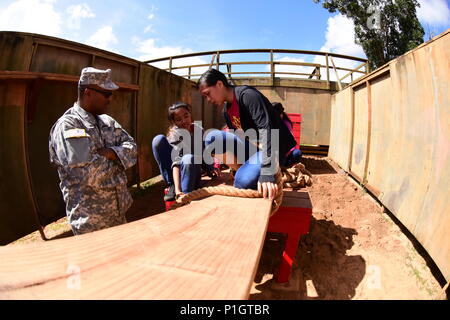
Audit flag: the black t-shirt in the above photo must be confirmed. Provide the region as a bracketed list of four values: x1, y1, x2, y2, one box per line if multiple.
[223, 86, 297, 183]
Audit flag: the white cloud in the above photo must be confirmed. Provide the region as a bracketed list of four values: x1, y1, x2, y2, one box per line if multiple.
[133, 38, 185, 61]
[266, 15, 367, 82]
[144, 25, 153, 33]
[315, 14, 367, 82]
[133, 37, 209, 77]
[144, 6, 156, 34]
[86, 26, 118, 52]
[319, 14, 366, 58]
[66, 4, 95, 30]
[0, 0, 62, 36]
[267, 56, 319, 79]
[417, 0, 450, 26]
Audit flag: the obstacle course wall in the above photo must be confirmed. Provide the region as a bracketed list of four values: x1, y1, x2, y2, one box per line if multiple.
[329, 30, 450, 281]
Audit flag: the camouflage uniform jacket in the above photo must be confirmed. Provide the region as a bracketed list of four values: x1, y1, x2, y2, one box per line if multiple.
[49, 102, 137, 235]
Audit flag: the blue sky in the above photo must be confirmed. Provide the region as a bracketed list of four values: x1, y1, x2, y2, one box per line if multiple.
[0, 0, 449, 73]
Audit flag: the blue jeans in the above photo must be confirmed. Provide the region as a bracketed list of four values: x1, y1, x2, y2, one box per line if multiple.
[152, 134, 202, 193]
[204, 130, 262, 190]
[283, 148, 302, 167]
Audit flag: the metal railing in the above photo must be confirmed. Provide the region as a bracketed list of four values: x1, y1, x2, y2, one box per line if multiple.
[144, 49, 369, 89]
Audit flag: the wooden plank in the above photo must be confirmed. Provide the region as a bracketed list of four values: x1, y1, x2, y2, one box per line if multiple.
[350, 84, 368, 177]
[365, 72, 391, 189]
[0, 71, 140, 91]
[34, 37, 139, 68]
[363, 80, 372, 184]
[0, 195, 272, 299]
[0, 32, 34, 72]
[0, 82, 41, 244]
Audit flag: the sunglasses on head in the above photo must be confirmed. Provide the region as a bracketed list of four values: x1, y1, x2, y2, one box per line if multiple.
[88, 87, 113, 98]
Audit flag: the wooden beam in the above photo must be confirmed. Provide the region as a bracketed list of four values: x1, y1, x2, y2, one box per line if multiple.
[0, 195, 272, 299]
[348, 87, 355, 172]
[329, 56, 342, 91]
[0, 71, 140, 91]
[363, 80, 372, 184]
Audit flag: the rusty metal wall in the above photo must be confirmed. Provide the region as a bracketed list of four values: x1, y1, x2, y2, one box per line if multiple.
[329, 30, 450, 281]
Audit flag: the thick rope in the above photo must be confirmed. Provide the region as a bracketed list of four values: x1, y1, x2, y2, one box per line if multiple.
[281, 162, 313, 189]
[170, 169, 284, 216]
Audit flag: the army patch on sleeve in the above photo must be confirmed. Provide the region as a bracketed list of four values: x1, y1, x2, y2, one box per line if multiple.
[63, 128, 88, 139]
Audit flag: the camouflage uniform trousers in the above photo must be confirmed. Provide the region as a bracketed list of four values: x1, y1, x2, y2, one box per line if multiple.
[63, 183, 132, 235]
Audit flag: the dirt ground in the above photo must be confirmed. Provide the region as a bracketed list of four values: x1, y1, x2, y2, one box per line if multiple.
[10, 156, 446, 300]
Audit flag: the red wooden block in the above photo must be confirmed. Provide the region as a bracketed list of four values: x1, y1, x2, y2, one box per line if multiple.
[268, 190, 312, 283]
[287, 113, 302, 148]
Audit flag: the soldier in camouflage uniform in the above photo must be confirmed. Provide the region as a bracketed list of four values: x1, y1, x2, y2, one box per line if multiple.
[49, 67, 137, 235]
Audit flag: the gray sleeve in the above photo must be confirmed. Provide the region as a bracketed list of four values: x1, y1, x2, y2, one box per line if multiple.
[108, 121, 138, 170]
[49, 119, 93, 168]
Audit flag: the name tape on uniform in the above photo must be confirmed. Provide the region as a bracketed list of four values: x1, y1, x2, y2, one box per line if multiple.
[63, 128, 89, 139]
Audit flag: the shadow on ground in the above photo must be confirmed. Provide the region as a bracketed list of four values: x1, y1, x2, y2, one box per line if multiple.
[301, 156, 337, 175]
[251, 217, 366, 300]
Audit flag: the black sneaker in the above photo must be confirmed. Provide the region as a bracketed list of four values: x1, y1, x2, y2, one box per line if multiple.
[164, 184, 176, 201]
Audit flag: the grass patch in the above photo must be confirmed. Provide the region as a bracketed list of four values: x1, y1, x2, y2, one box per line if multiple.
[9, 217, 72, 245]
[380, 210, 395, 226]
[405, 245, 438, 297]
[11, 232, 42, 245]
[130, 175, 164, 198]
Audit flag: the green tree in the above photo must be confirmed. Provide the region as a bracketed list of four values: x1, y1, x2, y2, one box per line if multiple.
[313, 0, 425, 70]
